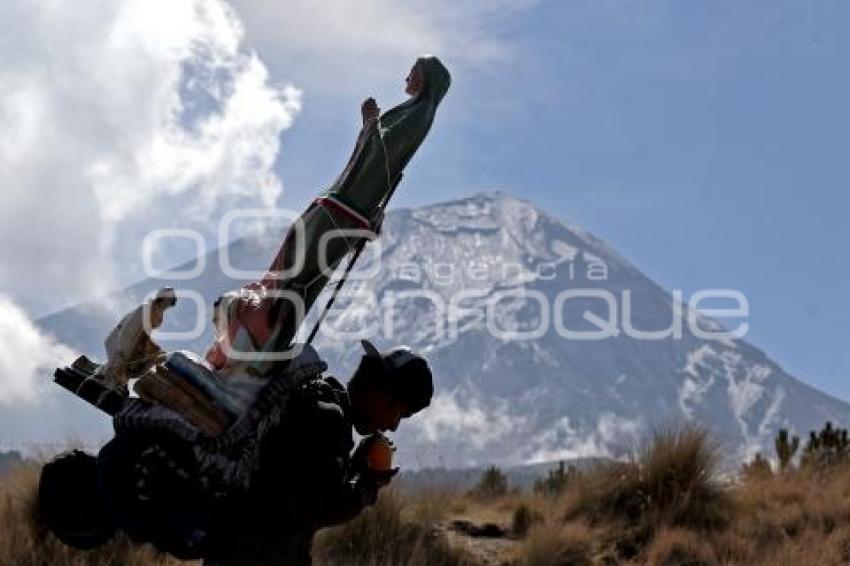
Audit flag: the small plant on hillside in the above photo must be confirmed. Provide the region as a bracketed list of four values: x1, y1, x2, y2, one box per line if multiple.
[533, 461, 580, 497]
[468, 465, 509, 499]
[637, 425, 727, 528]
[564, 424, 727, 553]
[774, 428, 799, 472]
[802, 421, 850, 469]
[741, 453, 772, 480]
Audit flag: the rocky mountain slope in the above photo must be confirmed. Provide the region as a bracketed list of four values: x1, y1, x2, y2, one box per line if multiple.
[35, 193, 850, 468]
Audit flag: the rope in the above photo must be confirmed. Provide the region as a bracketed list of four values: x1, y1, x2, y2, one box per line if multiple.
[306, 116, 398, 345]
[317, 198, 360, 254]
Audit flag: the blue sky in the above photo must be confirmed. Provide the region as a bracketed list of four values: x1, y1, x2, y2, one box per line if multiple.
[263, 1, 850, 400]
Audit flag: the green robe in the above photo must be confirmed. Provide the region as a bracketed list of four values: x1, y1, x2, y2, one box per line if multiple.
[328, 55, 453, 220]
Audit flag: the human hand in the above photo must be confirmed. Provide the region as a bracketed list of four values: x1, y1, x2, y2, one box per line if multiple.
[352, 433, 394, 471]
[352, 435, 397, 491]
[361, 97, 380, 124]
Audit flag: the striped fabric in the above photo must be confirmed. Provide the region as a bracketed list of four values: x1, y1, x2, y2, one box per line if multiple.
[113, 358, 328, 490]
[314, 195, 374, 231]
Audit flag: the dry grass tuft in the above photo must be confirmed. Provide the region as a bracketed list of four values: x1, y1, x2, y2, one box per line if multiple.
[0, 458, 468, 566]
[637, 425, 727, 528]
[727, 466, 850, 563]
[511, 501, 544, 538]
[405, 487, 464, 526]
[0, 461, 181, 566]
[645, 528, 717, 566]
[564, 425, 728, 536]
[313, 487, 473, 566]
[519, 522, 594, 566]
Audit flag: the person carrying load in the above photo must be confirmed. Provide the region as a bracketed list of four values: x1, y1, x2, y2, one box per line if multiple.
[41, 56, 450, 565]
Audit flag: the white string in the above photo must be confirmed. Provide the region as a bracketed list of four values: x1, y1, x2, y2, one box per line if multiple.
[375, 116, 394, 221]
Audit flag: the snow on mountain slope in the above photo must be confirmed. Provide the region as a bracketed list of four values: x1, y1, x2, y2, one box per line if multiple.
[35, 193, 850, 468]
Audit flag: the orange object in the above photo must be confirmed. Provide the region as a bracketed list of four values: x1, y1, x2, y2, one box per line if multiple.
[366, 435, 394, 471]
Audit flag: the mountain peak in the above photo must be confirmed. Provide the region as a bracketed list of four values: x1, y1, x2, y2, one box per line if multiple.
[32, 193, 850, 469]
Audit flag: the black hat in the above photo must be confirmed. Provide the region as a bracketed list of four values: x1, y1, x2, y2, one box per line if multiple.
[360, 339, 434, 413]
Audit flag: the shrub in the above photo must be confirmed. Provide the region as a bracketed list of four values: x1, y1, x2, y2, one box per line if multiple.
[741, 453, 773, 481]
[636, 424, 727, 529]
[468, 465, 509, 499]
[533, 461, 580, 497]
[564, 423, 728, 558]
[774, 429, 800, 472]
[802, 421, 850, 469]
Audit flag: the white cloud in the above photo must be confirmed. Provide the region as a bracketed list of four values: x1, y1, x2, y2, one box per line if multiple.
[0, 0, 300, 317]
[414, 390, 526, 449]
[0, 296, 77, 404]
[526, 412, 644, 463]
[0, 0, 534, 319]
[229, 0, 535, 95]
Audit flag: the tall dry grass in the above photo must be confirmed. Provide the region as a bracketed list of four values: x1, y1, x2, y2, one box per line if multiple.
[511, 425, 850, 565]
[9, 426, 850, 565]
[724, 465, 850, 565]
[0, 461, 470, 566]
[548, 425, 728, 560]
[313, 487, 473, 566]
[0, 461, 182, 566]
[563, 425, 727, 530]
[644, 527, 717, 566]
[519, 522, 594, 566]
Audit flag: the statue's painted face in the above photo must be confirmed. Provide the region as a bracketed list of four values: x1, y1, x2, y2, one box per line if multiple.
[405, 62, 425, 96]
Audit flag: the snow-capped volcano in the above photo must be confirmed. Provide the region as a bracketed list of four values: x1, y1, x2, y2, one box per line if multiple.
[33, 193, 850, 468]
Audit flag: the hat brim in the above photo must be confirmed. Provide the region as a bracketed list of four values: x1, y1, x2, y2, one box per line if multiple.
[360, 339, 381, 358]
